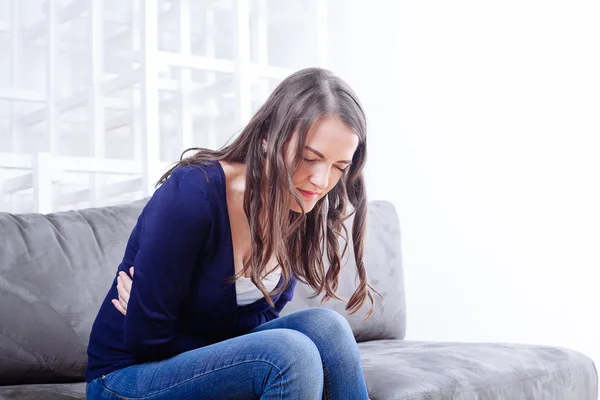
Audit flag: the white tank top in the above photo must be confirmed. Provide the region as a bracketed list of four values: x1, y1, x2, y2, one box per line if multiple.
[235, 267, 282, 306]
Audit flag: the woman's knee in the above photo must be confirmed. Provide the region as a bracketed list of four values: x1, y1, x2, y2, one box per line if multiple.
[292, 307, 354, 338]
[266, 329, 323, 376]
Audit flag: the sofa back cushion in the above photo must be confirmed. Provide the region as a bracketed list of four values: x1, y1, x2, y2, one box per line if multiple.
[0, 200, 147, 385]
[0, 199, 405, 385]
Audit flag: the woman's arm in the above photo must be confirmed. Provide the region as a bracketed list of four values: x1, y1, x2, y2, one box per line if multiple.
[122, 166, 212, 360]
[117, 270, 298, 336]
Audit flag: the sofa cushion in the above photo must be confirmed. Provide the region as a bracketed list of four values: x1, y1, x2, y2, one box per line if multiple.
[1, 342, 596, 400]
[358, 340, 598, 400]
[0, 382, 85, 400]
[0, 200, 147, 385]
[284, 200, 406, 342]
[0, 198, 404, 384]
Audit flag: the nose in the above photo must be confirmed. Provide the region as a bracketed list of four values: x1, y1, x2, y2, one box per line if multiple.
[308, 165, 329, 190]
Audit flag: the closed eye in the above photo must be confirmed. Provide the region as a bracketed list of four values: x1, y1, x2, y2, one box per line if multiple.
[304, 158, 349, 173]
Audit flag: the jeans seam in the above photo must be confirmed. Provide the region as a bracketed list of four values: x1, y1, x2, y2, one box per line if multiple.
[97, 378, 129, 400]
[322, 362, 331, 400]
[99, 359, 284, 399]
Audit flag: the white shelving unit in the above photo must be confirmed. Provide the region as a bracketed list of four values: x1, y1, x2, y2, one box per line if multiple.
[0, 0, 329, 213]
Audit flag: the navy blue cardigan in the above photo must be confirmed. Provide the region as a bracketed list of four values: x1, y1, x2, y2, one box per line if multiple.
[86, 162, 297, 382]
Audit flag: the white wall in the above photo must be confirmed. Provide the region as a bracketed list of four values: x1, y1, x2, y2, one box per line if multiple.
[335, 1, 600, 367]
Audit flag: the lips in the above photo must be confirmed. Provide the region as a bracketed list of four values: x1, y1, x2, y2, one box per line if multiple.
[298, 189, 319, 199]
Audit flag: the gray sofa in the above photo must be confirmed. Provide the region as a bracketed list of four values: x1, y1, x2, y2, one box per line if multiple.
[0, 199, 597, 399]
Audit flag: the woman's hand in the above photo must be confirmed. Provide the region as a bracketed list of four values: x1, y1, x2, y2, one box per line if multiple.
[112, 267, 134, 316]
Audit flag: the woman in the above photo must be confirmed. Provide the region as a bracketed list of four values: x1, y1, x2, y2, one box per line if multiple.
[86, 67, 378, 399]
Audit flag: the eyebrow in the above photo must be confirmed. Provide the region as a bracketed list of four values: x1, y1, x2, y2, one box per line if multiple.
[305, 146, 352, 164]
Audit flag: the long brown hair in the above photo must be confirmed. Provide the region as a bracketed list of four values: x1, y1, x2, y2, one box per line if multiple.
[158, 67, 379, 318]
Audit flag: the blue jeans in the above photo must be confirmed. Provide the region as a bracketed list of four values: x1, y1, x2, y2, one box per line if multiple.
[86, 308, 369, 399]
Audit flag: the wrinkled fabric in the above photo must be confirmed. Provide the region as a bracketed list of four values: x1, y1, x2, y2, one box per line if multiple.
[359, 340, 598, 400]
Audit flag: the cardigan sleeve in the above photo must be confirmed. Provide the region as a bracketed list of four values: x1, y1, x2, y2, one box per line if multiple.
[122, 166, 213, 360]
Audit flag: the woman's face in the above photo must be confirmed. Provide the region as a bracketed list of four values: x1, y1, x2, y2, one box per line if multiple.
[287, 116, 359, 213]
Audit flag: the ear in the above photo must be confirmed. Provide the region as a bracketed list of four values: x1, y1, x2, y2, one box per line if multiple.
[262, 139, 267, 151]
